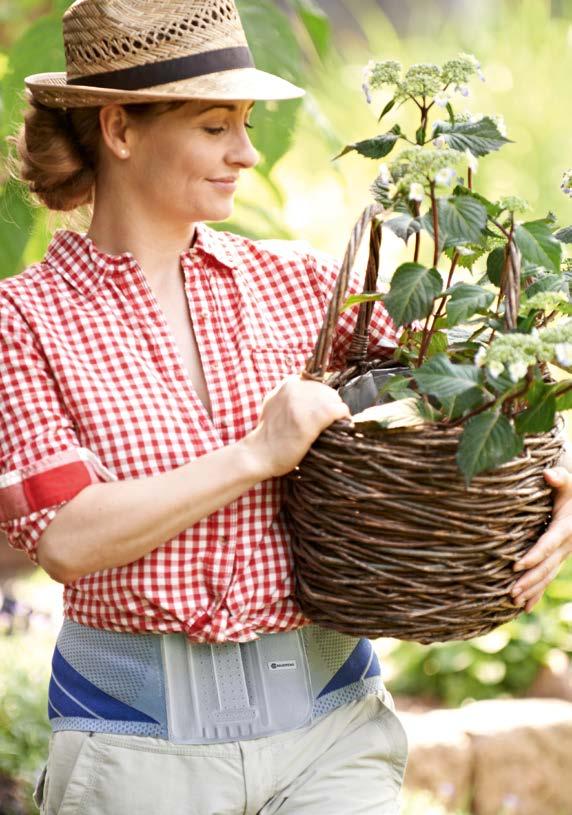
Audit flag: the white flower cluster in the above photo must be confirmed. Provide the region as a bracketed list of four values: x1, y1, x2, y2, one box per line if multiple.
[361, 53, 483, 104]
[498, 195, 530, 214]
[476, 321, 572, 380]
[389, 146, 464, 201]
[561, 169, 572, 198]
[441, 53, 484, 86]
[399, 62, 442, 97]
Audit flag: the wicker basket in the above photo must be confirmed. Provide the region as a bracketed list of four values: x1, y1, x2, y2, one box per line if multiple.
[282, 205, 564, 644]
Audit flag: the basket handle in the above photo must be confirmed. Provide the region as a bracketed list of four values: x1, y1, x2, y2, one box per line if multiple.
[302, 204, 383, 381]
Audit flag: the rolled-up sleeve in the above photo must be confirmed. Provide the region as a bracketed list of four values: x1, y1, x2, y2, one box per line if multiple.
[306, 248, 399, 371]
[0, 298, 116, 563]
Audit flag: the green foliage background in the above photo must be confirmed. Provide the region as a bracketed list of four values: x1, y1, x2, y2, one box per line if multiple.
[0, 2, 571, 810]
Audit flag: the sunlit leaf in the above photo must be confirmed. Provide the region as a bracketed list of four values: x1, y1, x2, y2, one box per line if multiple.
[413, 353, 482, 398]
[457, 411, 524, 483]
[514, 220, 562, 275]
[514, 381, 557, 434]
[384, 263, 442, 325]
[446, 284, 495, 327]
[432, 116, 512, 157]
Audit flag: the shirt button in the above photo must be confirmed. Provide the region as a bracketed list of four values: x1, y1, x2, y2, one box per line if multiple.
[220, 418, 228, 427]
[219, 535, 230, 546]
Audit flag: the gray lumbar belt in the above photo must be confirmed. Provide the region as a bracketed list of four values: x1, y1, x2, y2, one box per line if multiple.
[48, 620, 382, 743]
[161, 630, 313, 742]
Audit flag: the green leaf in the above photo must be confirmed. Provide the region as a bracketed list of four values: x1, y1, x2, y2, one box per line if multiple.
[452, 186, 503, 219]
[378, 98, 396, 122]
[446, 284, 495, 327]
[384, 263, 442, 326]
[1, 13, 65, 145]
[385, 214, 421, 244]
[290, 0, 331, 60]
[415, 125, 426, 145]
[413, 353, 482, 399]
[432, 116, 512, 157]
[526, 274, 569, 298]
[554, 226, 572, 243]
[0, 179, 35, 279]
[334, 129, 400, 160]
[445, 242, 487, 269]
[486, 246, 506, 286]
[515, 381, 557, 434]
[441, 387, 486, 420]
[457, 411, 524, 483]
[422, 196, 488, 250]
[426, 330, 448, 357]
[340, 291, 384, 313]
[514, 220, 562, 275]
[236, 1, 307, 172]
[377, 374, 413, 401]
[556, 389, 572, 410]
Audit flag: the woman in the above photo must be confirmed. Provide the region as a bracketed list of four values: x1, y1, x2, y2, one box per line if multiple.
[1, 2, 570, 814]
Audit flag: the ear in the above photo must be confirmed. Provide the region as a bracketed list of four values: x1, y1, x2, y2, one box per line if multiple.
[99, 104, 132, 160]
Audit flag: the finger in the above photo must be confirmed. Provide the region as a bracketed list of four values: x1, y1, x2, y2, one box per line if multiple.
[544, 467, 572, 513]
[514, 523, 566, 572]
[511, 554, 562, 603]
[524, 592, 544, 613]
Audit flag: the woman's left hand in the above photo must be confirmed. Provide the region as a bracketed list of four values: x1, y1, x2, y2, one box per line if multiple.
[511, 467, 572, 612]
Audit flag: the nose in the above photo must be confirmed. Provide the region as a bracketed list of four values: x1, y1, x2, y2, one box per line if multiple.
[227, 125, 259, 169]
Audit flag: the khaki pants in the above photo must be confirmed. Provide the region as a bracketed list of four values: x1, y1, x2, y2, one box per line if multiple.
[34, 690, 408, 815]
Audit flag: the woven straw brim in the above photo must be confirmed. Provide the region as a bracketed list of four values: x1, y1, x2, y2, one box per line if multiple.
[25, 68, 305, 108]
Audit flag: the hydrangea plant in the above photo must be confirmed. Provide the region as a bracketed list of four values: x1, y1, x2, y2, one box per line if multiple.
[338, 54, 572, 482]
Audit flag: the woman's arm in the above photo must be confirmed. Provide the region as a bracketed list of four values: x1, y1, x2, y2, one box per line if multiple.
[36, 435, 265, 584]
[37, 374, 350, 584]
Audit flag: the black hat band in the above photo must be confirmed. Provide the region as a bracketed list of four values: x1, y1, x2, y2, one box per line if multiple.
[67, 46, 255, 91]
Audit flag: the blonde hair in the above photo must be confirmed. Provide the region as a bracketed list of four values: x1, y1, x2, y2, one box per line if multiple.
[10, 96, 186, 212]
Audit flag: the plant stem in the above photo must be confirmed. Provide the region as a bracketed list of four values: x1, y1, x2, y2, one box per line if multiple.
[418, 251, 460, 365]
[430, 183, 439, 268]
[446, 370, 534, 428]
[413, 201, 421, 262]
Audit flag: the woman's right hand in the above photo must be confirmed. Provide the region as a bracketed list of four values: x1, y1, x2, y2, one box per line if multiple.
[243, 374, 351, 480]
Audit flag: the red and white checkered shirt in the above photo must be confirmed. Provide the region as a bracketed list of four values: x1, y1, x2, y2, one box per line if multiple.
[0, 225, 398, 642]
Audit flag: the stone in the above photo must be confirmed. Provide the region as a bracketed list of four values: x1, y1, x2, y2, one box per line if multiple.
[398, 698, 572, 815]
[399, 708, 473, 811]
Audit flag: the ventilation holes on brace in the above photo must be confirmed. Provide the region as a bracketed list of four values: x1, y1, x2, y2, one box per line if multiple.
[211, 9, 219, 21]
[178, 19, 189, 32]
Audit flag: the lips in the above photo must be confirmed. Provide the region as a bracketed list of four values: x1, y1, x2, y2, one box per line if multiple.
[208, 177, 239, 192]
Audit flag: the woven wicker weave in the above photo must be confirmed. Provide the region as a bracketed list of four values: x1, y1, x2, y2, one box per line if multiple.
[283, 205, 564, 643]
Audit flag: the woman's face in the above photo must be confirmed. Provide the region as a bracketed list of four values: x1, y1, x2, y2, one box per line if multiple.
[109, 99, 259, 225]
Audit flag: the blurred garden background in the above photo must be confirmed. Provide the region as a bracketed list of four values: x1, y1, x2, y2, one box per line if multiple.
[1, 1, 572, 813]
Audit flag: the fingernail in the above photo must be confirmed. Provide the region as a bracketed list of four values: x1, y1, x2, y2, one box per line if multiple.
[514, 563, 526, 572]
[516, 596, 526, 607]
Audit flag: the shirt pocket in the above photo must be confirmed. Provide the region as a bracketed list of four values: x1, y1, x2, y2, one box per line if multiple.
[250, 343, 315, 394]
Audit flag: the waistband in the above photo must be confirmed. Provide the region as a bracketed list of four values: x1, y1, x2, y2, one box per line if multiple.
[48, 620, 383, 744]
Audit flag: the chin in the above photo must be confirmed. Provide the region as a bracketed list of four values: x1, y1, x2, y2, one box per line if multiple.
[198, 204, 235, 223]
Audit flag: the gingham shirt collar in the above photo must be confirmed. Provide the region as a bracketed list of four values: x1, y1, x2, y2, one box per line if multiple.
[44, 222, 239, 297]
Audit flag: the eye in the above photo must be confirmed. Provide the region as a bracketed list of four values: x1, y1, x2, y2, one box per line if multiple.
[204, 126, 226, 135]
[245, 122, 254, 130]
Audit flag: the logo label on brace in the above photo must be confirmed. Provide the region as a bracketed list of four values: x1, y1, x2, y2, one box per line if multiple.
[268, 660, 297, 671]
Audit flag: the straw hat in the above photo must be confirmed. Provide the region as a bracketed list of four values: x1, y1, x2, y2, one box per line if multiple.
[25, 0, 305, 108]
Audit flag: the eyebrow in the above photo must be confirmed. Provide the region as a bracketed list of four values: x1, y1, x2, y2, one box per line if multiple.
[196, 102, 256, 114]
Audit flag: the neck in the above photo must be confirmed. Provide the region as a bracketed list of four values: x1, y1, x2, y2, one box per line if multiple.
[86, 183, 197, 292]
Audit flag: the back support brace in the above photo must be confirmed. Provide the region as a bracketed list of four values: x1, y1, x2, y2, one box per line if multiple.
[48, 620, 383, 743]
